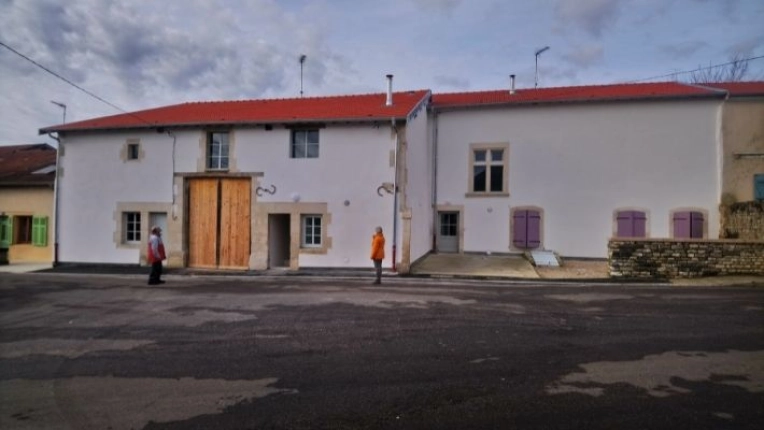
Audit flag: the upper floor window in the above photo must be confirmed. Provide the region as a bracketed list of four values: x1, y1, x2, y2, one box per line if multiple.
[127, 143, 140, 160]
[755, 174, 764, 201]
[468, 144, 508, 196]
[207, 132, 229, 170]
[291, 130, 319, 158]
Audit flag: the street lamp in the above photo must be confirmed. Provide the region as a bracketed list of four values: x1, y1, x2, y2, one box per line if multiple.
[535, 46, 550, 89]
[50, 100, 66, 124]
[49, 100, 66, 267]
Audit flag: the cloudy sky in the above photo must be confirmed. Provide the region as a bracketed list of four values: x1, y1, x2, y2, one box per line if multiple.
[1, 0, 762, 146]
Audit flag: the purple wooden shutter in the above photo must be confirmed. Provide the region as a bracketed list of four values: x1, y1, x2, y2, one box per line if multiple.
[633, 211, 646, 237]
[673, 212, 690, 239]
[690, 212, 703, 238]
[616, 211, 634, 237]
[513, 211, 527, 248]
[527, 210, 541, 249]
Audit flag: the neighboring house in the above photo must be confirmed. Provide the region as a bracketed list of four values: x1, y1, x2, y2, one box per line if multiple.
[704, 82, 764, 204]
[40, 85, 432, 271]
[0, 143, 56, 263]
[429, 82, 731, 258]
[39, 80, 764, 270]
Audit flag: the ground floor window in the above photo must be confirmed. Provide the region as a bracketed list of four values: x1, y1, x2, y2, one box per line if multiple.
[512, 209, 541, 250]
[672, 211, 704, 239]
[616, 210, 647, 238]
[124, 212, 141, 243]
[301, 215, 322, 247]
[13, 216, 33, 244]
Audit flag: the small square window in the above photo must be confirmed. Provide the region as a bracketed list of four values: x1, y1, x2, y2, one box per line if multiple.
[491, 150, 503, 162]
[124, 212, 141, 243]
[474, 150, 486, 162]
[127, 143, 140, 160]
[291, 130, 319, 159]
[301, 215, 322, 247]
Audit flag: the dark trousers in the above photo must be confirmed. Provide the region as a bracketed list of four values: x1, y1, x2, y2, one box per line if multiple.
[373, 259, 382, 283]
[149, 261, 163, 284]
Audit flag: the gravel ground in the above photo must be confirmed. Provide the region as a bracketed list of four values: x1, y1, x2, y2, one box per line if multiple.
[535, 259, 610, 279]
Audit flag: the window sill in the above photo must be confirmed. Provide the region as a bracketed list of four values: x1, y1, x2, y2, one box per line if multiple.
[300, 246, 327, 255]
[118, 242, 141, 249]
[465, 192, 510, 198]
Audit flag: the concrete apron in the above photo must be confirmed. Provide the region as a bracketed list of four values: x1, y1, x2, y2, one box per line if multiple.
[411, 253, 539, 278]
[0, 263, 53, 274]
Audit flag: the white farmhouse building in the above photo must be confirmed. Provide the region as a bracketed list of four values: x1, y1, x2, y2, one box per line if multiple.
[40, 80, 764, 271]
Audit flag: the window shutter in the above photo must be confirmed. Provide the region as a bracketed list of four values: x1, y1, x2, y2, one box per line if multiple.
[690, 212, 704, 239]
[616, 211, 634, 237]
[526, 210, 541, 249]
[755, 175, 764, 201]
[32, 216, 48, 247]
[0, 216, 12, 247]
[633, 212, 647, 238]
[512, 211, 527, 248]
[673, 212, 691, 239]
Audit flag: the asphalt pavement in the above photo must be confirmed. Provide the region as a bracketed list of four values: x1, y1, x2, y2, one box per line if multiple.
[1, 273, 762, 429]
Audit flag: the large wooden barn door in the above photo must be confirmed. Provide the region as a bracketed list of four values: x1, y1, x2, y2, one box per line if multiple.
[187, 178, 251, 269]
[219, 178, 251, 269]
[188, 178, 219, 269]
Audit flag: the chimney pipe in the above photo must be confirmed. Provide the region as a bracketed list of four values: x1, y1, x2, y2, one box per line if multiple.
[509, 74, 516, 95]
[386, 74, 393, 106]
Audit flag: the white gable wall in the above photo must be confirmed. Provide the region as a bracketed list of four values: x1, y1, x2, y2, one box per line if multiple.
[436, 99, 721, 258]
[403, 102, 433, 265]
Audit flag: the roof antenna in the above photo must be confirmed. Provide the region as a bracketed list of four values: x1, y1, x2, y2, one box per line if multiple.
[299, 54, 307, 97]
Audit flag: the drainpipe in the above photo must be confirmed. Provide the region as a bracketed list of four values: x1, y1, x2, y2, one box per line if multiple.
[47, 132, 61, 266]
[391, 118, 399, 272]
[431, 110, 439, 251]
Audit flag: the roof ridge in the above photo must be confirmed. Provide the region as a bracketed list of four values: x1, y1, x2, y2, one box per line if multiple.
[433, 81, 684, 97]
[180, 89, 430, 105]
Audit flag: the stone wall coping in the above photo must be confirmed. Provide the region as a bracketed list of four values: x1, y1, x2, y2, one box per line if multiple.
[609, 238, 764, 245]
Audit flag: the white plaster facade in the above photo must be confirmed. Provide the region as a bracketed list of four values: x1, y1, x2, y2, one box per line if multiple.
[57, 123, 411, 268]
[434, 100, 722, 258]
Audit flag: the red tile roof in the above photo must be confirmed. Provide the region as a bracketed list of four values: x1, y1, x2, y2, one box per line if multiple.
[40, 90, 431, 133]
[0, 144, 57, 187]
[701, 81, 764, 97]
[431, 82, 728, 109]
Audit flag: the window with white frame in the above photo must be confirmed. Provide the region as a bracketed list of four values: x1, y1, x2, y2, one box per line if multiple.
[124, 212, 141, 243]
[469, 145, 508, 194]
[207, 132, 229, 170]
[291, 130, 319, 158]
[301, 215, 322, 247]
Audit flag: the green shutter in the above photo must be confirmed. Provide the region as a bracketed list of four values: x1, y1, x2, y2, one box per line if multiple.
[32, 216, 48, 247]
[0, 216, 12, 247]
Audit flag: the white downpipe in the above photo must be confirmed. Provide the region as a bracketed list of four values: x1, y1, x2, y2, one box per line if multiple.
[391, 118, 399, 271]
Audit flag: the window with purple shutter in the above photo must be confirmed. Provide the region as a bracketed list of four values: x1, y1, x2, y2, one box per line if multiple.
[513, 209, 541, 249]
[673, 211, 703, 239]
[616, 211, 647, 238]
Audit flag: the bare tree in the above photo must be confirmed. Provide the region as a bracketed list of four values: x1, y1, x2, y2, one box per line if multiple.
[689, 53, 750, 83]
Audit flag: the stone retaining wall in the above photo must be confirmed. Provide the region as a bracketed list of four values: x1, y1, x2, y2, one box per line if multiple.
[609, 239, 764, 278]
[720, 201, 764, 240]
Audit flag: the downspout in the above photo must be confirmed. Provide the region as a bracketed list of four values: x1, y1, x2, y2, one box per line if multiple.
[166, 130, 178, 220]
[391, 118, 399, 272]
[431, 110, 439, 251]
[47, 132, 61, 266]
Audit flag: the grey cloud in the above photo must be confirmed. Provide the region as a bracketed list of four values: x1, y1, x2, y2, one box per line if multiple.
[555, 0, 622, 37]
[433, 75, 470, 89]
[660, 40, 708, 59]
[562, 45, 604, 68]
[725, 37, 763, 58]
[412, 0, 463, 12]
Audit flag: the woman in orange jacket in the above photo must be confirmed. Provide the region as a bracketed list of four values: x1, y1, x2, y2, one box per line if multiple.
[370, 226, 385, 284]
